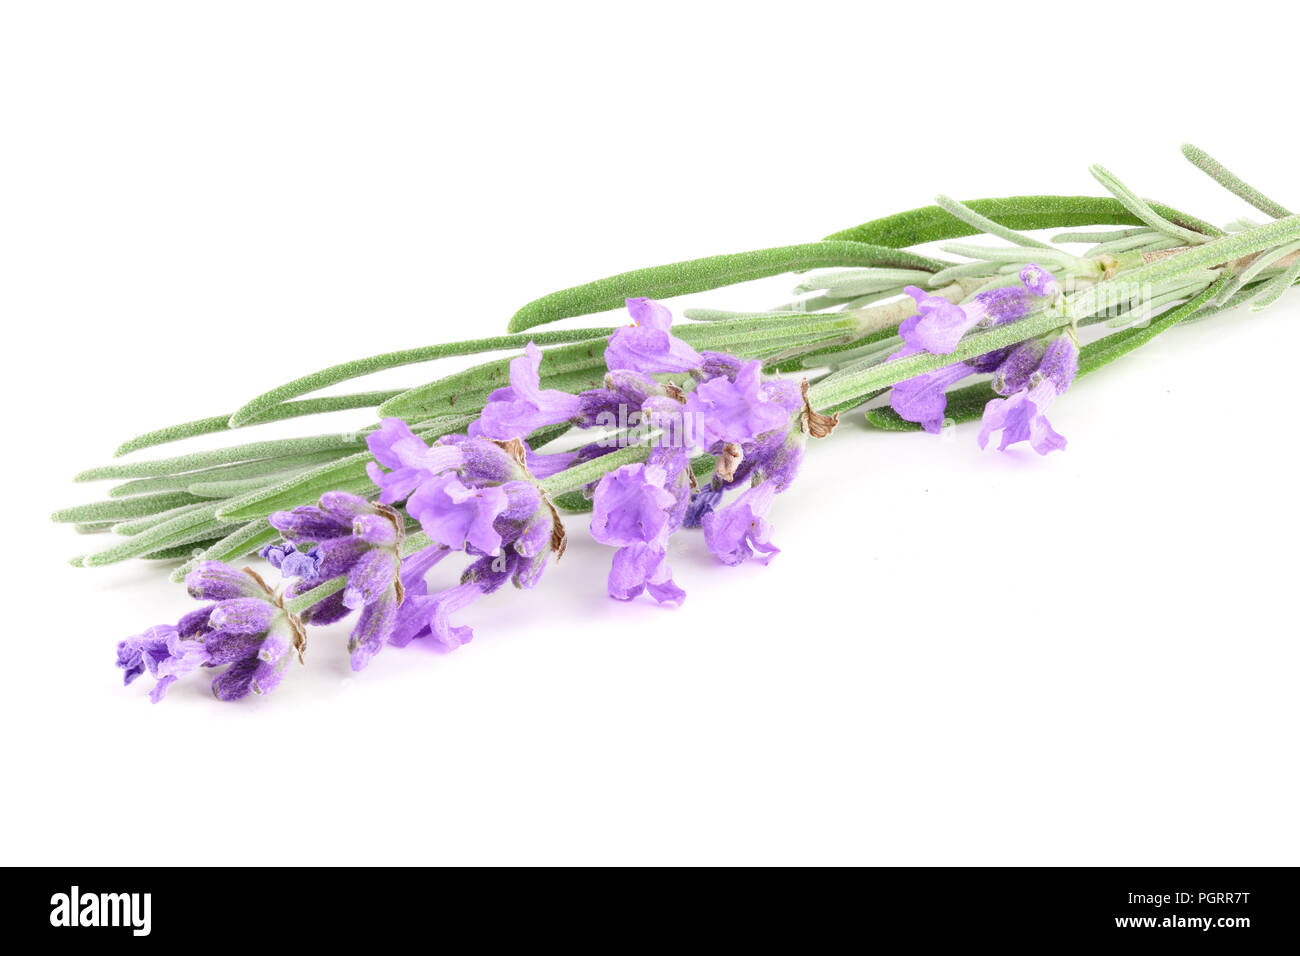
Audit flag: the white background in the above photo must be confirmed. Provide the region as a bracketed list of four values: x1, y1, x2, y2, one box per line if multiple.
[3, 2, 1297, 865]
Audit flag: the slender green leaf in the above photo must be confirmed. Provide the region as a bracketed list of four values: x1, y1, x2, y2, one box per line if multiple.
[1247, 255, 1300, 311]
[76, 433, 370, 482]
[143, 539, 225, 561]
[73, 522, 116, 534]
[1181, 143, 1292, 219]
[1075, 280, 1227, 375]
[107, 450, 347, 497]
[1214, 240, 1300, 305]
[114, 391, 405, 457]
[934, 194, 1055, 249]
[1052, 227, 1148, 244]
[228, 327, 618, 427]
[825, 195, 1221, 247]
[1069, 214, 1300, 318]
[113, 501, 212, 536]
[507, 242, 949, 332]
[51, 490, 206, 524]
[79, 502, 232, 567]
[168, 520, 282, 583]
[1088, 165, 1210, 246]
[214, 457, 376, 523]
[212, 417, 472, 523]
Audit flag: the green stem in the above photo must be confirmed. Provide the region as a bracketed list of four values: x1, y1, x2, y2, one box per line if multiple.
[539, 444, 654, 497]
[284, 575, 347, 615]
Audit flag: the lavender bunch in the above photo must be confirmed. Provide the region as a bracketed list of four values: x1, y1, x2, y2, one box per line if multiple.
[54, 145, 1300, 702]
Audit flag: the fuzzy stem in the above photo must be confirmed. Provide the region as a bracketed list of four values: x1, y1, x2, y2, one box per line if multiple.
[538, 444, 655, 497]
[284, 575, 347, 615]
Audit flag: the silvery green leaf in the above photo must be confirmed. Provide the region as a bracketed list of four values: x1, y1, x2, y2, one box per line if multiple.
[1181, 144, 1292, 219]
[507, 241, 948, 333]
[826, 195, 1221, 247]
[1088, 165, 1211, 246]
[228, 327, 617, 428]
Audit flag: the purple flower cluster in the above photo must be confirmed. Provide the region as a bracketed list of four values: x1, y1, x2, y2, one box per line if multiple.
[118, 278, 1090, 704]
[116, 562, 303, 702]
[365, 420, 566, 647]
[267, 491, 407, 670]
[887, 264, 1077, 450]
[979, 333, 1078, 454]
[584, 300, 817, 604]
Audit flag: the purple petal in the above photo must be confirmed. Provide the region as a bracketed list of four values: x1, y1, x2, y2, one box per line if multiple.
[470, 342, 583, 440]
[343, 549, 397, 611]
[682, 360, 793, 449]
[268, 505, 352, 542]
[185, 562, 262, 601]
[702, 483, 780, 566]
[603, 298, 704, 374]
[208, 598, 276, 635]
[348, 586, 399, 671]
[889, 360, 974, 434]
[407, 474, 509, 554]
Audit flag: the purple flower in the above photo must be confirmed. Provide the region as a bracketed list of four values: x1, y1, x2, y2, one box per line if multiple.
[683, 486, 724, 528]
[604, 297, 703, 375]
[608, 544, 686, 605]
[683, 359, 796, 450]
[590, 449, 690, 605]
[590, 461, 681, 552]
[1019, 263, 1060, 299]
[702, 482, 781, 566]
[889, 350, 978, 434]
[116, 625, 209, 703]
[261, 543, 324, 581]
[273, 492, 408, 671]
[365, 418, 464, 504]
[118, 561, 304, 702]
[393, 526, 563, 651]
[470, 342, 583, 440]
[979, 334, 1079, 455]
[407, 473, 510, 554]
[525, 447, 578, 479]
[886, 334, 1013, 434]
[990, 340, 1049, 395]
[415, 582, 481, 648]
[388, 448, 569, 651]
[899, 264, 1058, 356]
[900, 285, 1032, 355]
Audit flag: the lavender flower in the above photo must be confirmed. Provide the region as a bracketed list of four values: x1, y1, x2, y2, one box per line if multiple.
[899, 263, 1057, 356]
[115, 624, 209, 703]
[589, 448, 690, 605]
[117, 562, 305, 702]
[990, 339, 1050, 396]
[271, 492, 406, 671]
[470, 342, 583, 440]
[393, 499, 566, 647]
[261, 543, 324, 581]
[887, 342, 1010, 434]
[979, 333, 1079, 454]
[682, 359, 798, 450]
[900, 285, 1032, 355]
[373, 431, 569, 650]
[407, 474, 510, 554]
[701, 482, 780, 566]
[603, 297, 703, 374]
[1019, 263, 1060, 299]
[889, 351, 978, 434]
[365, 417, 464, 504]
